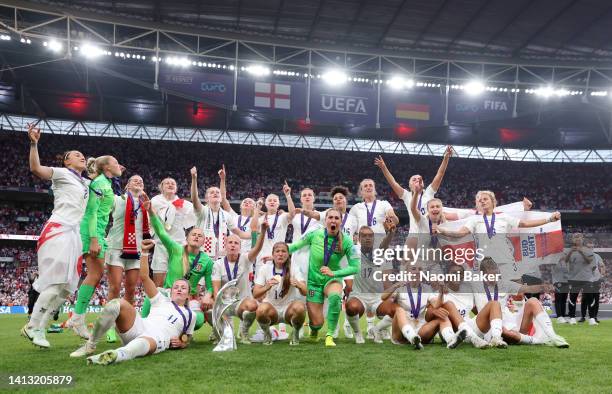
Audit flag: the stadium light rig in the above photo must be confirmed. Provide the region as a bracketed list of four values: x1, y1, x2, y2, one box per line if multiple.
[387, 76, 415, 90]
[322, 69, 348, 86]
[244, 64, 271, 76]
[43, 40, 63, 52]
[464, 80, 485, 96]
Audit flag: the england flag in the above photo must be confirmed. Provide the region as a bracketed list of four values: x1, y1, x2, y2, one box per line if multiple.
[254, 82, 291, 109]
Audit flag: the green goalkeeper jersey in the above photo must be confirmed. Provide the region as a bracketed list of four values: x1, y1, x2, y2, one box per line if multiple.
[150, 214, 213, 295]
[80, 174, 114, 239]
[288, 228, 360, 286]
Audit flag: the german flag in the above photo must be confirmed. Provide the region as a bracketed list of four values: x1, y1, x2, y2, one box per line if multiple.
[396, 103, 430, 120]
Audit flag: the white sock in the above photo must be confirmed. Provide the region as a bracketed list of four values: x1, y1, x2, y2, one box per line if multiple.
[28, 285, 62, 329]
[39, 293, 67, 330]
[534, 312, 556, 338]
[519, 333, 536, 344]
[375, 315, 392, 331]
[347, 314, 361, 334]
[91, 299, 121, 344]
[441, 327, 455, 343]
[290, 317, 301, 338]
[490, 318, 503, 340]
[458, 321, 476, 339]
[242, 311, 256, 330]
[115, 337, 150, 362]
[401, 324, 417, 342]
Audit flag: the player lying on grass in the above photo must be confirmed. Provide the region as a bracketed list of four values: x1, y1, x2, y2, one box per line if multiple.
[140, 192, 214, 334]
[288, 208, 360, 347]
[70, 238, 195, 364]
[253, 242, 307, 346]
[476, 259, 569, 348]
[383, 262, 465, 350]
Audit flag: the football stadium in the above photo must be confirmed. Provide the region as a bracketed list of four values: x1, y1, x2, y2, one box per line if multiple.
[1, 0, 611, 392]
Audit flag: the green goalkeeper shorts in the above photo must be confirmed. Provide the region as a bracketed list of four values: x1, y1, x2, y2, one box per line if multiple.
[306, 279, 342, 304]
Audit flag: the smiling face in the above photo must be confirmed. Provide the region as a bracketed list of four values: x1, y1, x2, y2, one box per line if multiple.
[206, 186, 222, 205]
[427, 199, 443, 221]
[64, 151, 86, 172]
[186, 228, 204, 248]
[359, 179, 376, 200]
[160, 178, 177, 196]
[170, 279, 190, 305]
[272, 243, 289, 266]
[126, 175, 144, 195]
[265, 194, 280, 212]
[325, 209, 342, 235]
[408, 175, 425, 193]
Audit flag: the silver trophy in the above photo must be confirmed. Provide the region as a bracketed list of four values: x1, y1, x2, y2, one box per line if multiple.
[212, 278, 242, 352]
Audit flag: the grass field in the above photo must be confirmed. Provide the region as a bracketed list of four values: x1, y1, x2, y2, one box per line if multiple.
[1, 314, 611, 393]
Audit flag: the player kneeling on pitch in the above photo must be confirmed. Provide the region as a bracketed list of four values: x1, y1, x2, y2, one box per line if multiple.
[253, 242, 307, 345]
[70, 238, 195, 364]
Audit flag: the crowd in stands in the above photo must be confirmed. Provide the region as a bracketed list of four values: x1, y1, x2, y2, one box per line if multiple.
[1, 131, 611, 211]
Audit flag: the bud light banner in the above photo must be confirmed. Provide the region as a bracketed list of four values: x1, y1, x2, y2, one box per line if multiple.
[158, 66, 234, 108]
[236, 77, 307, 117]
[309, 82, 377, 126]
[448, 93, 513, 123]
[380, 89, 444, 127]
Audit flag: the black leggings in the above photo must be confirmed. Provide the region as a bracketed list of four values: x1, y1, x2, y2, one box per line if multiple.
[27, 289, 39, 315]
[568, 280, 592, 318]
[588, 281, 602, 319]
[554, 282, 569, 317]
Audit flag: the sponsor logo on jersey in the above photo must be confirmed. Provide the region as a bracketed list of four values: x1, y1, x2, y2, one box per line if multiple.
[321, 94, 368, 115]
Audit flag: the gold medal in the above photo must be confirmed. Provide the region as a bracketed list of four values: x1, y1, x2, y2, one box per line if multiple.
[165, 222, 172, 231]
[180, 333, 189, 343]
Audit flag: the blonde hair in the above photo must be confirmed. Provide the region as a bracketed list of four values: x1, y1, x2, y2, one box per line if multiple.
[427, 198, 446, 224]
[358, 178, 376, 198]
[475, 190, 497, 210]
[158, 177, 176, 193]
[86, 155, 113, 178]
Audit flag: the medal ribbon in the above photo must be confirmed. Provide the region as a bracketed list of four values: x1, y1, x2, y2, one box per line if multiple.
[171, 301, 193, 335]
[484, 282, 498, 301]
[483, 213, 496, 239]
[300, 213, 312, 234]
[406, 284, 422, 319]
[365, 201, 377, 227]
[224, 255, 240, 281]
[266, 212, 280, 240]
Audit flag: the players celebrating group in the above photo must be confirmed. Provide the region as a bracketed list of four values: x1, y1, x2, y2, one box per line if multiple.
[21, 124, 569, 366]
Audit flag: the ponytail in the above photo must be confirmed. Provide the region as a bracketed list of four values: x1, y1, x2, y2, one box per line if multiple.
[86, 155, 113, 178]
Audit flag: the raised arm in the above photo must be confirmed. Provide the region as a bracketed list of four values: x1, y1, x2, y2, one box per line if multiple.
[430, 145, 452, 192]
[373, 155, 404, 199]
[28, 124, 53, 180]
[410, 185, 423, 223]
[139, 239, 159, 299]
[283, 181, 296, 221]
[190, 166, 203, 213]
[142, 193, 178, 251]
[518, 212, 560, 228]
[219, 165, 235, 214]
[288, 230, 314, 254]
[378, 226, 396, 250]
[248, 221, 267, 262]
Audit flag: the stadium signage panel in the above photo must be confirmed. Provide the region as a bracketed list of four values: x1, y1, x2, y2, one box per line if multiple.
[158, 66, 234, 106]
[237, 78, 307, 116]
[448, 94, 512, 122]
[310, 82, 376, 126]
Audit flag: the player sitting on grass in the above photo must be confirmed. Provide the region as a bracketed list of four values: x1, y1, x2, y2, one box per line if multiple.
[70, 238, 195, 364]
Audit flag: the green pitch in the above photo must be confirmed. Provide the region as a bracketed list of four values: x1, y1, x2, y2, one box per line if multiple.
[1, 314, 610, 393]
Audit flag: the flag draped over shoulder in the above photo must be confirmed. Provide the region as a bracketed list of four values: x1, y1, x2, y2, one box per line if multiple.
[437, 208, 564, 275]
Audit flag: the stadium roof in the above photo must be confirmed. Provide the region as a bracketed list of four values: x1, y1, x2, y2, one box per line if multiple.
[6, 0, 612, 66]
